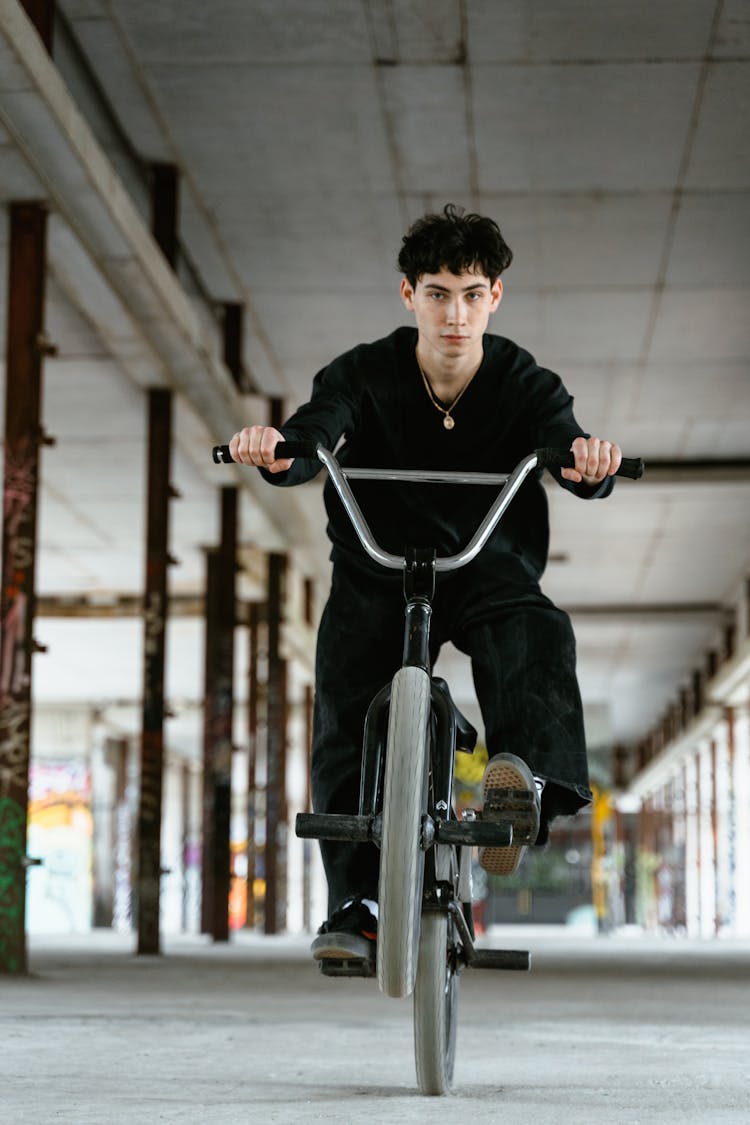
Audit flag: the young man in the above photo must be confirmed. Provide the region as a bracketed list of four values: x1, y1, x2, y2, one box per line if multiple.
[229, 205, 621, 968]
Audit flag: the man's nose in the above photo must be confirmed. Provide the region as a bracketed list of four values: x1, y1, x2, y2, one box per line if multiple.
[446, 299, 466, 324]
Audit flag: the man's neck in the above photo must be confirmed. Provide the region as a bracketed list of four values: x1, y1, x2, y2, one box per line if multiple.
[415, 339, 484, 399]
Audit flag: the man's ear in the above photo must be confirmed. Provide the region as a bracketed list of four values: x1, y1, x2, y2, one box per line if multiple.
[489, 279, 503, 313]
[400, 277, 416, 310]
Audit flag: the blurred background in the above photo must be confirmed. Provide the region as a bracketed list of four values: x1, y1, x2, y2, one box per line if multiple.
[1, 0, 749, 969]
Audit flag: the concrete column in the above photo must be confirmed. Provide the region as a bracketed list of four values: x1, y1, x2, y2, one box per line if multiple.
[683, 754, 700, 937]
[180, 761, 191, 932]
[638, 795, 657, 929]
[713, 717, 733, 933]
[669, 768, 687, 931]
[697, 740, 717, 938]
[732, 705, 750, 936]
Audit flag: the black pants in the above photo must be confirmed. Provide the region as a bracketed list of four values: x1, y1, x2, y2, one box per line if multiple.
[312, 556, 592, 914]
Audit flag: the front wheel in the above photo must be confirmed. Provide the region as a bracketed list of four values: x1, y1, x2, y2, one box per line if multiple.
[377, 665, 431, 998]
[413, 845, 460, 1094]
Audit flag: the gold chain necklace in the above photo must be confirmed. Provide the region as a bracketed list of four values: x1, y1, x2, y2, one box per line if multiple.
[416, 352, 475, 430]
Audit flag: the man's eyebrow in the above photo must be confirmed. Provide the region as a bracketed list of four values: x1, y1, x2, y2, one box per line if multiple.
[423, 282, 489, 293]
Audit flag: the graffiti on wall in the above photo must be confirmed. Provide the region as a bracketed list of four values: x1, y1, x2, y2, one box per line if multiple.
[0, 438, 39, 970]
[26, 762, 93, 934]
[0, 796, 25, 971]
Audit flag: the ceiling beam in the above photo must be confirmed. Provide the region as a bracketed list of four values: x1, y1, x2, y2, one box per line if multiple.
[0, 1, 321, 572]
[37, 593, 724, 624]
[632, 459, 750, 484]
[565, 603, 725, 624]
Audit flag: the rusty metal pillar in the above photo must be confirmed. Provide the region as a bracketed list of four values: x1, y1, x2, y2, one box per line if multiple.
[20, 0, 53, 49]
[245, 600, 263, 929]
[264, 553, 288, 934]
[135, 388, 172, 955]
[0, 202, 49, 975]
[301, 576, 315, 932]
[134, 162, 179, 955]
[150, 164, 179, 270]
[302, 680, 314, 932]
[222, 303, 254, 394]
[201, 488, 237, 941]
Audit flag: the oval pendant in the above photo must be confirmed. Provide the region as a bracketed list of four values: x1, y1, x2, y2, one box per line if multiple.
[443, 415, 455, 430]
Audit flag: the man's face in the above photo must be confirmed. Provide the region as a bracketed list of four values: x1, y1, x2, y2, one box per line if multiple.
[400, 268, 503, 360]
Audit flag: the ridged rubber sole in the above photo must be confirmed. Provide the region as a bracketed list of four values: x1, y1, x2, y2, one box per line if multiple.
[478, 755, 538, 876]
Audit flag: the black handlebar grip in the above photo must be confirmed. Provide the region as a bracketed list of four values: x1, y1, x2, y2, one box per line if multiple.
[275, 441, 320, 460]
[535, 447, 644, 480]
[616, 456, 645, 480]
[212, 441, 320, 464]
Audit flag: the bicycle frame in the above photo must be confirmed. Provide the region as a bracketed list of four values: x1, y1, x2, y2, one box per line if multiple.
[295, 445, 527, 858]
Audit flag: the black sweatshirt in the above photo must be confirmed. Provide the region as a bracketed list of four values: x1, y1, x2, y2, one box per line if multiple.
[263, 327, 613, 579]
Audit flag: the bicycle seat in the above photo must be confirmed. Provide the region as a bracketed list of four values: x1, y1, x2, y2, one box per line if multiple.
[432, 677, 478, 753]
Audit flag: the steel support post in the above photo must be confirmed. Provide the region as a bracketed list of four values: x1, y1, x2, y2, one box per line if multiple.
[134, 162, 179, 953]
[150, 164, 179, 270]
[201, 488, 237, 941]
[301, 576, 314, 932]
[136, 388, 172, 954]
[222, 303, 253, 393]
[245, 600, 262, 929]
[0, 202, 48, 975]
[302, 682, 314, 932]
[20, 1, 53, 48]
[264, 553, 288, 935]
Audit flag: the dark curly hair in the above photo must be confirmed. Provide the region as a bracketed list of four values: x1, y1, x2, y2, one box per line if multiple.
[397, 203, 513, 286]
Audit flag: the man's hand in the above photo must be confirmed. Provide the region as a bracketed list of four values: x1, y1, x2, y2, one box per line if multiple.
[561, 436, 622, 486]
[228, 425, 294, 474]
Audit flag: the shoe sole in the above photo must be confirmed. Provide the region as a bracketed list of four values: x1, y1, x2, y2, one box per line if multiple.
[479, 756, 537, 876]
[311, 930, 375, 963]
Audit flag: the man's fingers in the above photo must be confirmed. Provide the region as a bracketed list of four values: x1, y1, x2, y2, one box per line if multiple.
[229, 425, 292, 471]
[259, 430, 280, 465]
[560, 466, 582, 483]
[584, 437, 601, 479]
[265, 458, 293, 474]
[567, 437, 622, 484]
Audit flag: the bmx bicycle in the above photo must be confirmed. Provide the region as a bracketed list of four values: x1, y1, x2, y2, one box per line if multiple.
[213, 439, 644, 1094]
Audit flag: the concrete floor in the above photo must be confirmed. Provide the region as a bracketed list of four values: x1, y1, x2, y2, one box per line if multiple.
[3, 928, 749, 1125]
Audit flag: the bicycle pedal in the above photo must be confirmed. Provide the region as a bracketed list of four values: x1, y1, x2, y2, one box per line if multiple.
[483, 786, 538, 844]
[318, 957, 376, 979]
[470, 948, 530, 971]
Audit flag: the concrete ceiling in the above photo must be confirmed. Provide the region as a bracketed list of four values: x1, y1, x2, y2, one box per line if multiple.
[1, 0, 749, 752]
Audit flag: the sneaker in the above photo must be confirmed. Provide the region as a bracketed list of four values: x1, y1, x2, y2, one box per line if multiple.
[311, 898, 378, 965]
[478, 753, 541, 876]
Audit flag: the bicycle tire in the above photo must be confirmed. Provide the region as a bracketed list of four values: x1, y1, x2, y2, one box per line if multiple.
[414, 845, 460, 1095]
[377, 665, 431, 998]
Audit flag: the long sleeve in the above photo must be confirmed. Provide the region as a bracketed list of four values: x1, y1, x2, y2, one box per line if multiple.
[259, 346, 365, 487]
